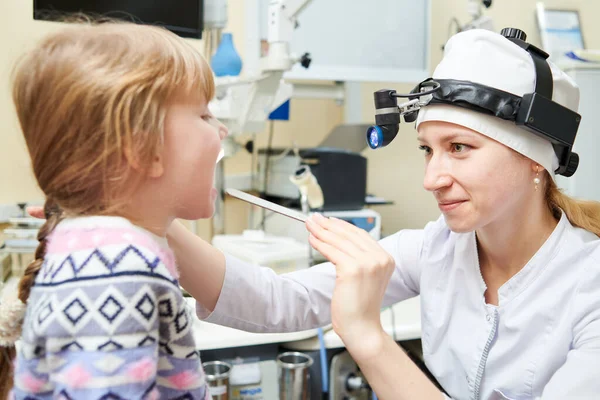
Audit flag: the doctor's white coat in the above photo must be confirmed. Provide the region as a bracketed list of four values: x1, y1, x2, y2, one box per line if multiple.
[197, 212, 600, 400]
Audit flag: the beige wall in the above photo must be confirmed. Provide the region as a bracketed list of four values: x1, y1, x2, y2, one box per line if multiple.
[1, 0, 599, 239]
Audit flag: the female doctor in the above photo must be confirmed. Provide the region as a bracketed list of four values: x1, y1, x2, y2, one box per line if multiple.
[168, 29, 600, 399]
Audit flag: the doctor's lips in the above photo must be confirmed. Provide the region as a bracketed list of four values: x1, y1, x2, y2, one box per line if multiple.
[437, 199, 467, 212]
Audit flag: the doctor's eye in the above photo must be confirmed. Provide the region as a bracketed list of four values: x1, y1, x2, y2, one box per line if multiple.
[418, 145, 432, 155]
[451, 143, 471, 153]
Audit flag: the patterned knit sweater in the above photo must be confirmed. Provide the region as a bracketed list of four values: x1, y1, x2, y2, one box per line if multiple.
[11, 216, 209, 400]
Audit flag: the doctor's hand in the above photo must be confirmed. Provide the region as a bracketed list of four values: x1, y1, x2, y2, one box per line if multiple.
[306, 213, 395, 357]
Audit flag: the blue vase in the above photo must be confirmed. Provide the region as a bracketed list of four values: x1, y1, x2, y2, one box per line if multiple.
[211, 33, 243, 77]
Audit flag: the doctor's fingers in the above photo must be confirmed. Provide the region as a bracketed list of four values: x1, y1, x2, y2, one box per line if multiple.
[312, 216, 393, 272]
[318, 215, 384, 256]
[309, 231, 393, 280]
[309, 214, 370, 252]
[328, 217, 381, 251]
[307, 218, 393, 274]
[307, 217, 364, 257]
[308, 233, 355, 267]
[308, 234, 379, 277]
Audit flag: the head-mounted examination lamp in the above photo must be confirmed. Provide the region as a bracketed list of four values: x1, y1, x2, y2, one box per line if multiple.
[366, 27, 582, 177]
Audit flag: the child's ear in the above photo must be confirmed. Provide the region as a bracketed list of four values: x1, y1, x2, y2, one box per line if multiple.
[125, 149, 164, 178]
[147, 153, 164, 178]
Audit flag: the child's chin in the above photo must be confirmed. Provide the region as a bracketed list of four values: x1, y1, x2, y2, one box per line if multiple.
[177, 206, 214, 221]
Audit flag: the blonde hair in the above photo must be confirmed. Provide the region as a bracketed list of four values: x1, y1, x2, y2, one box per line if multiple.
[1, 20, 214, 398]
[546, 174, 600, 236]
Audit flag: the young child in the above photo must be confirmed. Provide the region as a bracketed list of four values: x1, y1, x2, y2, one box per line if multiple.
[0, 21, 228, 399]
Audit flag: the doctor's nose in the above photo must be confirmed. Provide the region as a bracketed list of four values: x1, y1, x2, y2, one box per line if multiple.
[423, 157, 452, 192]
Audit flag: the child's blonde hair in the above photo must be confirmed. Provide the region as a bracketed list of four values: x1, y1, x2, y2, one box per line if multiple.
[0, 20, 214, 397]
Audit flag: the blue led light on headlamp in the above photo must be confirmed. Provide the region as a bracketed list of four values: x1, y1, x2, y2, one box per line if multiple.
[366, 126, 384, 149]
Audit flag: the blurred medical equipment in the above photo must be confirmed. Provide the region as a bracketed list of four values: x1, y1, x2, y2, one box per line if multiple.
[255, 124, 371, 213]
[202, 352, 318, 400]
[0, 204, 41, 282]
[462, 0, 494, 32]
[329, 350, 373, 400]
[277, 352, 314, 400]
[203, 361, 233, 399]
[206, 0, 313, 138]
[288, 165, 324, 212]
[446, 0, 494, 45]
[229, 359, 278, 400]
[367, 28, 582, 178]
[257, 148, 367, 212]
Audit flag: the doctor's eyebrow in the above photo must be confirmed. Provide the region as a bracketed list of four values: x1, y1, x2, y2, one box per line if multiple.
[417, 131, 480, 144]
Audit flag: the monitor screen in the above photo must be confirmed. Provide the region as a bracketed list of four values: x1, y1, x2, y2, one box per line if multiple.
[34, 0, 204, 39]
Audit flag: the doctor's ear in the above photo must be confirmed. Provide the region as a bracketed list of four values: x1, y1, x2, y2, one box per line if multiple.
[531, 163, 544, 190]
[530, 163, 543, 174]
